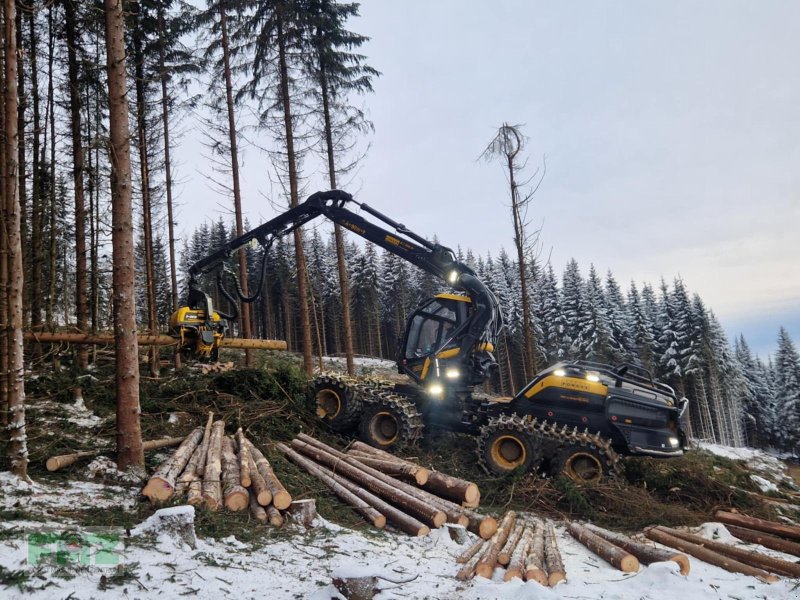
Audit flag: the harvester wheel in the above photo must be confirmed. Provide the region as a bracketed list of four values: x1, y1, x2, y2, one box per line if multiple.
[478, 415, 542, 476]
[358, 393, 423, 450]
[551, 444, 610, 484]
[312, 375, 361, 433]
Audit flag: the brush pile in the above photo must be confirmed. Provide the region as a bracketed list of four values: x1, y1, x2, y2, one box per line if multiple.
[278, 433, 496, 538]
[142, 413, 295, 527]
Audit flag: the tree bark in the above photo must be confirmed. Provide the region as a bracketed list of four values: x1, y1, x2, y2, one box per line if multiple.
[457, 538, 487, 564]
[524, 520, 547, 584]
[726, 524, 800, 558]
[656, 526, 800, 578]
[247, 439, 292, 509]
[131, 12, 159, 378]
[104, 0, 144, 470]
[505, 527, 533, 581]
[714, 510, 800, 541]
[584, 523, 690, 575]
[498, 521, 526, 566]
[175, 412, 214, 493]
[544, 522, 566, 586]
[201, 420, 225, 510]
[155, 4, 180, 369]
[3, 0, 28, 477]
[248, 453, 272, 506]
[568, 522, 639, 572]
[236, 428, 252, 487]
[64, 0, 89, 370]
[290, 437, 444, 528]
[249, 492, 267, 522]
[346, 451, 429, 485]
[47, 435, 187, 472]
[142, 426, 204, 502]
[219, 7, 252, 366]
[276, 18, 312, 374]
[221, 436, 249, 511]
[474, 511, 516, 578]
[645, 527, 779, 583]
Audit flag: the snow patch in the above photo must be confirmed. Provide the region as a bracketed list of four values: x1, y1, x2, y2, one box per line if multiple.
[751, 474, 780, 494]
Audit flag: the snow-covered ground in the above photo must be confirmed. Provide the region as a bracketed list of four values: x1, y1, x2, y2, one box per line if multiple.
[700, 442, 800, 492]
[1, 487, 798, 600]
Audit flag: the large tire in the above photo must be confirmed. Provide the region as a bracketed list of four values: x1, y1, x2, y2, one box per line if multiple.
[312, 374, 361, 433]
[478, 415, 542, 476]
[550, 443, 611, 484]
[358, 393, 424, 451]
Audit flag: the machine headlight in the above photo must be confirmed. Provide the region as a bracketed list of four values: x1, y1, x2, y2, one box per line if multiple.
[669, 437, 680, 447]
[447, 270, 459, 285]
[586, 373, 600, 383]
[445, 368, 460, 379]
[554, 368, 566, 377]
[428, 383, 444, 397]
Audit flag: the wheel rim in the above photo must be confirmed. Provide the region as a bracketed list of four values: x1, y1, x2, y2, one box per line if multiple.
[369, 411, 399, 446]
[564, 451, 603, 483]
[490, 435, 527, 470]
[316, 389, 341, 419]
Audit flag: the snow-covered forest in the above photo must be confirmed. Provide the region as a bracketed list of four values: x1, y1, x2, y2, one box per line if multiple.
[176, 221, 800, 455]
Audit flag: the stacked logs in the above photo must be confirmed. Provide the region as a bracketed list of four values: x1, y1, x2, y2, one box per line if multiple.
[142, 413, 297, 526]
[277, 433, 496, 538]
[456, 515, 566, 585]
[639, 511, 800, 582]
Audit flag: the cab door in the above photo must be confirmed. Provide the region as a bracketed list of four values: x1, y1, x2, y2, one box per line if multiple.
[399, 297, 464, 384]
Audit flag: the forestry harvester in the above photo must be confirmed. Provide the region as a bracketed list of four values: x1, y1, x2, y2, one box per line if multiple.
[174, 190, 690, 482]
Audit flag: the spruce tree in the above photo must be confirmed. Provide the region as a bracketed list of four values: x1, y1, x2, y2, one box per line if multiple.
[774, 327, 800, 451]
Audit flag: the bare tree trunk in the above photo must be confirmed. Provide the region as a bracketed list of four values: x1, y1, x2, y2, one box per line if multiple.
[157, 4, 180, 369]
[132, 20, 159, 378]
[319, 69, 354, 375]
[4, 0, 29, 478]
[277, 19, 312, 374]
[219, 8, 252, 366]
[64, 0, 89, 370]
[14, 7, 26, 328]
[45, 3, 56, 327]
[0, 16, 7, 429]
[104, 0, 144, 470]
[29, 5, 43, 329]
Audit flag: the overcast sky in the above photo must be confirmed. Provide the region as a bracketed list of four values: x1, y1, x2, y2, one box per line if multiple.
[177, 1, 800, 359]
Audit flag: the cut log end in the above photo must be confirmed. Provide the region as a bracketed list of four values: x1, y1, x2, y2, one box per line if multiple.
[257, 490, 273, 506]
[142, 476, 173, 502]
[504, 568, 523, 582]
[475, 563, 495, 579]
[479, 517, 498, 540]
[224, 490, 249, 512]
[415, 469, 430, 485]
[417, 526, 431, 537]
[524, 568, 548, 585]
[433, 511, 447, 529]
[272, 490, 292, 511]
[373, 515, 387, 529]
[464, 483, 480, 505]
[671, 555, 691, 576]
[620, 555, 639, 573]
[548, 571, 566, 586]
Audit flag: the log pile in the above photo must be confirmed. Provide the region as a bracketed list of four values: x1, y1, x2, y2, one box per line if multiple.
[455, 515, 567, 585]
[277, 433, 496, 539]
[142, 413, 301, 527]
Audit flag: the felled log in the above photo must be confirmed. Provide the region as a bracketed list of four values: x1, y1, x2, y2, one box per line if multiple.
[176, 413, 215, 496]
[247, 440, 292, 510]
[143, 426, 205, 502]
[505, 526, 533, 581]
[498, 521, 526, 566]
[475, 511, 517, 578]
[645, 526, 779, 583]
[524, 520, 547, 584]
[46, 436, 187, 472]
[236, 428, 252, 488]
[249, 493, 268, 522]
[545, 522, 566, 586]
[726, 524, 800, 558]
[201, 420, 226, 511]
[457, 541, 489, 580]
[248, 453, 273, 506]
[457, 539, 487, 564]
[348, 440, 479, 504]
[656, 526, 800, 578]
[417, 490, 469, 527]
[288, 499, 317, 527]
[221, 436, 249, 511]
[568, 522, 640, 572]
[584, 523, 690, 575]
[346, 452, 429, 485]
[291, 437, 445, 528]
[266, 504, 285, 527]
[714, 510, 800, 542]
[277, 443, 393, 531]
